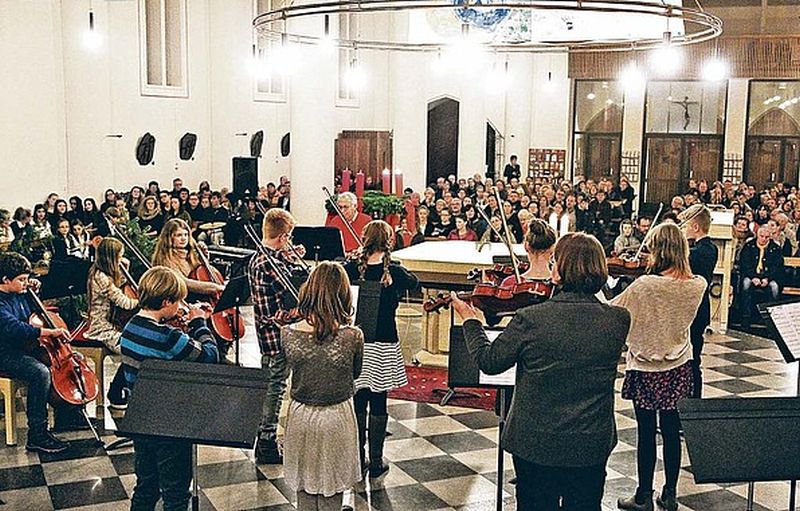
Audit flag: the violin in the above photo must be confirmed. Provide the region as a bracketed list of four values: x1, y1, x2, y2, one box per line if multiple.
[423, 279, 555, 316]
[189, 245, 246, 343]
[606, 250, 650, 278]
[470, 263, 531, 285]
[274, 308, 303, 326]
[27, 289, 99, 405]
[109, 262, 140, 331]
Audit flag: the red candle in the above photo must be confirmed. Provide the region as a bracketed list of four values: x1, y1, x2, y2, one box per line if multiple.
[405, 198, 416, 234]
[393, 169, 403, 196]
[355, 171, 365, 197]
[382, 168, 391, 194]
[341, 168, 351, 193]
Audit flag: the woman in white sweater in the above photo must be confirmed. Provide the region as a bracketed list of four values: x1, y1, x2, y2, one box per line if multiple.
[611, 222, 706, 511]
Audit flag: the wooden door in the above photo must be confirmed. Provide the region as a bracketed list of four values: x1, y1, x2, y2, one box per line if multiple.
[586, 134, 620, 180]
[684, 138, 722, 185]
[427, 98, 460, 184]
[783, 139, 800, 186]
[746, 138, 782, 189]
[334, 131, 392, 191]
[645, 137, 682, 205]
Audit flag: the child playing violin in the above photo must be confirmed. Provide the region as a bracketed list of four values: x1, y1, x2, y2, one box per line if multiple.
[84, 238, 139, 409]
[0, 253, 71, 453]
[121, 266, 218, 511]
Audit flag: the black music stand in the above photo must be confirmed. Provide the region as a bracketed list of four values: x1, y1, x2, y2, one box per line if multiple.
[116, 360, 269, 511]
[353, 281, 382, 341]
[214, 275, 251, 366]
[679, 397, 800, 511]
[292, 226, 344, 262]
[444, 326, 513, 511]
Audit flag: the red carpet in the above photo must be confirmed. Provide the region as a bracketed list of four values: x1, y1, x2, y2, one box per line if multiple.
[388, 365, 497, 411]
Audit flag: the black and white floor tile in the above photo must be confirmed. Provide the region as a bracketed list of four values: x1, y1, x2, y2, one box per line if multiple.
[0, 309, 796, 510]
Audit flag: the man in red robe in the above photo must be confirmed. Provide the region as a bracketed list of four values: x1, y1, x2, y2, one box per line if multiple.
[325, 191, 371, 253]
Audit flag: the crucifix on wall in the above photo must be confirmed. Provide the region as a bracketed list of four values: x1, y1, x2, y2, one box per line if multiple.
[669, 95, 700, 131]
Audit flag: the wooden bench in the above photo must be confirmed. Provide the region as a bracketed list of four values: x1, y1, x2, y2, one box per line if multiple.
[782, 257, 800, 296]
[0, 373, 21, 446]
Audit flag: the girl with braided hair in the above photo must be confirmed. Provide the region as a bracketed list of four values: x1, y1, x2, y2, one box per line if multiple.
[344, 220, 419, 478]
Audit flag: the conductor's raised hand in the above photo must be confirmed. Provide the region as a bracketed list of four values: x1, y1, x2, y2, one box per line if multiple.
[449, 292, 479, 322]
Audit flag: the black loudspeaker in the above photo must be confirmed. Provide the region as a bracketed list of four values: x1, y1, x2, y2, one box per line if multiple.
[233, 157, 258, 198]
[179, 133, 197, 160]
[280, 133, 291, 157]
[250, 131, 264, 158]
[136, 132, 156, 165]
[638, 202, 661, 219]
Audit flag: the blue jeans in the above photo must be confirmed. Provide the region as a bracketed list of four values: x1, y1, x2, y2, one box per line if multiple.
[131, 436, 193, 511]
[258, 351, 288, 442]
[0, 353, 50, 432]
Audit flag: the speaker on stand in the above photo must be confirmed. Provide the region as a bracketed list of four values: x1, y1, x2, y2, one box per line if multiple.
[233, 157, 259, 199]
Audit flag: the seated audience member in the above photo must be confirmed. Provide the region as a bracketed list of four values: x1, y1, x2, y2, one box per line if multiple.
[634, 216, 652, 243]
[10, 207, 32, 240]
[432, 209, 454, 238]
[614, 219, 641, 255]
[417, 205, 435, 237]
[738, 225, 784, 327]
[447, 215, 478, 241]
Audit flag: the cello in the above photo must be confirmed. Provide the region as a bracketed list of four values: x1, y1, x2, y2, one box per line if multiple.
[26, 288, 99, 408]
[189, 245, 246, 343]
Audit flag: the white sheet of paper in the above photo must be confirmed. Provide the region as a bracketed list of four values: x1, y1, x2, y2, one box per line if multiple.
[350, 285, 359, 326]
[766, 302, 800, 360]
[478, 330, 516, 386]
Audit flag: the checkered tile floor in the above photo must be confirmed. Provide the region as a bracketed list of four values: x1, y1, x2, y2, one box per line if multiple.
[0, 309, 797, 510]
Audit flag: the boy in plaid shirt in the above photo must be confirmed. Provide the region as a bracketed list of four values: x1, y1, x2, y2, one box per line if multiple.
[246, 208, 298, 464]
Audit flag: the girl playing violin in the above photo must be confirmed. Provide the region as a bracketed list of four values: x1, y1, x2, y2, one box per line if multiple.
[500, 218, 556, 287]
[84, 238, 139, 409]
[344, 220, 418, 478]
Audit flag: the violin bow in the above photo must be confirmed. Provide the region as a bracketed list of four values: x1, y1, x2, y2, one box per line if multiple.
[633, 202, 664, 261]
[243, 223, 300, 302]
[254, 201, 311, 276]
[494, 189, 523, 283]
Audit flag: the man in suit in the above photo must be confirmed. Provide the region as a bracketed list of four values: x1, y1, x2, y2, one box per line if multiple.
[679, 205, 719, 398]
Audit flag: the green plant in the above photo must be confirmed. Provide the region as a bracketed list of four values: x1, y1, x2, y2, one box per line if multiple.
[9, 227, 53, 266]
[53, 295, 88, 330]
[124, 218, 157, 278]
[325, 191, 406, 219]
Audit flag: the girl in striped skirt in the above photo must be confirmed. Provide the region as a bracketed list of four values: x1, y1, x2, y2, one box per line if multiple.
[344, 220, 419, 478]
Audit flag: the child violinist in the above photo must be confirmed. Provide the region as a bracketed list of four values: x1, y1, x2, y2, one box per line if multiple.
[84, 238, 139, 409]
[120, 266, 218, 511]
[344, 220, 419, 478]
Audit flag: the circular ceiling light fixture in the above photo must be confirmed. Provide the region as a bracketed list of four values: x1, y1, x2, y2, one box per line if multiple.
[254, 0, 722, 55]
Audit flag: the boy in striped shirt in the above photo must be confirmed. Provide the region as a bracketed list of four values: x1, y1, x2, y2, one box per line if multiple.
[120, 266, 218, 511]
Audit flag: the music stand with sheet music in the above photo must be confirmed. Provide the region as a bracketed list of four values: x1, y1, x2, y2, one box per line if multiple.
[214, 275, 250, 366]
[756, 299, 800, 509]
[116, 360, 269, 511]
[447, 326, 513, 511]
[292, 226, 345, 262]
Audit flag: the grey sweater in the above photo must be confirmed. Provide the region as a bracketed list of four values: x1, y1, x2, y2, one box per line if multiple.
[282, 324, 364, 406]
[463, 292, 630, 467]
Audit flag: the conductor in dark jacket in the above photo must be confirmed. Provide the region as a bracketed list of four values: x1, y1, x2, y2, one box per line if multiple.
[679, 204, 719, 398]
[451, 233, 631, 510]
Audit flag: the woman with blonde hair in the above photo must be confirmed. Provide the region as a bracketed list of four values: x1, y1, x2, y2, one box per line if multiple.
[282, 262, 364, 511]
[85, 237, 139, 408]
[344, 220, 418, 478]
[612, 223, 706, 511]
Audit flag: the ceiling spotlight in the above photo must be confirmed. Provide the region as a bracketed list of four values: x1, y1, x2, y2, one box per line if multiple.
[702, 58, 728, 82]
[650, 33, 681, 75]
[484, 61, 510, 94]
[344, 58, 367, 90]
[82, 8, 102, 51]
[620, 64, 646, 93]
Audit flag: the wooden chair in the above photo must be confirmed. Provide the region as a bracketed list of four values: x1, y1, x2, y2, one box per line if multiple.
[70, 321, 112, 418]
[0, 373, 20, 446]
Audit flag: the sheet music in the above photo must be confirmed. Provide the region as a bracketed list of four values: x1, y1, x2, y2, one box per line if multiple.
[478, 330, 516, 386]
[350, 285, 359, 326]
[766, 303, 800, 361]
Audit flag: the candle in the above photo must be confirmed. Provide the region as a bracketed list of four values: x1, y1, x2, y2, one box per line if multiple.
[341, 168, 351, 193]
[393, 169, 403, 196]
[405, 199, 416, 234]
[355, 171, 365, 197]
[382, 168, 391, 194]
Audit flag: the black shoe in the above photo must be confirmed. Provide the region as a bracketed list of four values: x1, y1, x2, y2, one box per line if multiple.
[26, 430, 69, 454]
[618, 489, 654, 511]
[255, 438, 283, 465]
[368, 460, 390, 478]
[367, 415, 390, 478]
[656, 487, 678, 511]
[107, 392, 128, 411]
